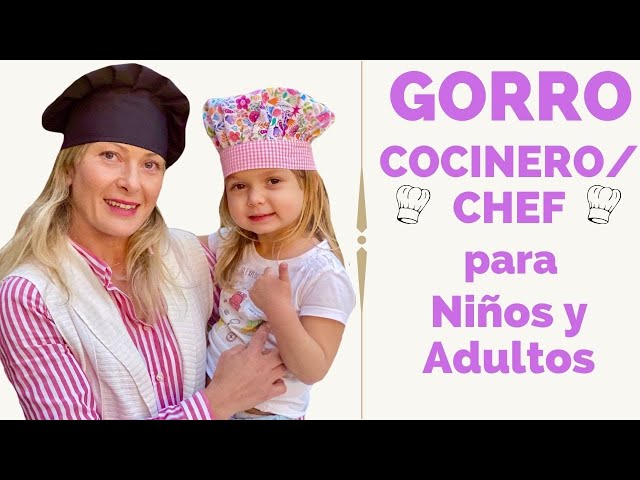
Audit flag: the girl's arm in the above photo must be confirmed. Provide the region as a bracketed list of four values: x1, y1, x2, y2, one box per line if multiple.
[249, 263, 349, 385]
[273, 311, 344, 385]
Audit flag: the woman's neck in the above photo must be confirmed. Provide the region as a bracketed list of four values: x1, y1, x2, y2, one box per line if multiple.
[68, 232, 128, 269]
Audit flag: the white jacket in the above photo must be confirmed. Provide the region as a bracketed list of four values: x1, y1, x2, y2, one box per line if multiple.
[9, 229, 213, 419]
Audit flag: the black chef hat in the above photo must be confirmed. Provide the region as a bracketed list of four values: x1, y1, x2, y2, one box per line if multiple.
[42, 63, 190, 168]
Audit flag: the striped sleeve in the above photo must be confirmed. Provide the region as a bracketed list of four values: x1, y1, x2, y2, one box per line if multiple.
[153, 390, 213, 420]
[0, 276, 100, 420]
[201, 243, 221, 327]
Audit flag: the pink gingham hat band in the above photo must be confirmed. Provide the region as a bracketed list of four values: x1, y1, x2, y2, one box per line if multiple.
[220, 139, 315, 178]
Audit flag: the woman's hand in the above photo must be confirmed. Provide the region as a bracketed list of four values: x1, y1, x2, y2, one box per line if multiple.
[204, 323, 286, 419]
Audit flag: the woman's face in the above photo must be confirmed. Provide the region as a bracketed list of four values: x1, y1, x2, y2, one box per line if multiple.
[68, 142, 165, 247]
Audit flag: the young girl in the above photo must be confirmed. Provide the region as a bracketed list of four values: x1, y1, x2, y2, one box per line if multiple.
[201, 87, 356, 420]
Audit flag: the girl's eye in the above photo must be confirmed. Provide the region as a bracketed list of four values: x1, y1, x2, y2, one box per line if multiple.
[267, 178, 281, 185]
[230, 184, 245, 190]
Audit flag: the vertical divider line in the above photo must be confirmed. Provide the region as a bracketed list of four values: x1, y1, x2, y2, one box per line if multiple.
[360, 60, 364, 420]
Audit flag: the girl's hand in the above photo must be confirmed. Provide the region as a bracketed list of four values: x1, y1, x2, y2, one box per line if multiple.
[250, 263, 292, 319]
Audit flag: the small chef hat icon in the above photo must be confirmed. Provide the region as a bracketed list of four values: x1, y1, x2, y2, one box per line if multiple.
[396, 185, 430, 224]
[587, 185, 621, 224]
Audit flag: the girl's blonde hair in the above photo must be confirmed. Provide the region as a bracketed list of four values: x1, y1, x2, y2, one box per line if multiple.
[215, 169, 342, 291]
[0, 145, 172, 321]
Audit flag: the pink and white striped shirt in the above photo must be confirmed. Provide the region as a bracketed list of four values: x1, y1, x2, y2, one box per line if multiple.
[0, 240, 220, 420]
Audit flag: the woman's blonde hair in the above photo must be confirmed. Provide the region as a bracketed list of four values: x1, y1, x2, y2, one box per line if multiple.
[0, 145, 172, 321]
[215, 169, 343, 290]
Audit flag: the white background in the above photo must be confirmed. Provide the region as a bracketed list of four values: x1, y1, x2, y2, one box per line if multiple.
[2, 61, 639, 420]
[0, 60, 361, 420]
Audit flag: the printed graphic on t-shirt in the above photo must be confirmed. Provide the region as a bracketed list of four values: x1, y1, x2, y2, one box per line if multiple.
[219, 282, 266, 340]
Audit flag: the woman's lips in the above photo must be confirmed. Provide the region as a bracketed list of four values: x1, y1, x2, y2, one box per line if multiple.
[105, 199, 140, 217]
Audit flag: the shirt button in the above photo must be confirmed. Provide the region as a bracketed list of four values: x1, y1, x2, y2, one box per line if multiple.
[143, 325, 151, 332]
[156, 373, 164, 382]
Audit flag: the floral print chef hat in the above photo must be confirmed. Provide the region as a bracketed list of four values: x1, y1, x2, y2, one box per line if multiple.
[203, 87, 335, 177]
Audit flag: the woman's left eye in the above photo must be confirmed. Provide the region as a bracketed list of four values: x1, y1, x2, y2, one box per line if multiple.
[101, 151, 118, 160]
[144, 161, 161, 170]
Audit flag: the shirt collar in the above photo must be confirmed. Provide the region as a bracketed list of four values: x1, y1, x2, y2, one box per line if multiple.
[68, 238, 115, 289]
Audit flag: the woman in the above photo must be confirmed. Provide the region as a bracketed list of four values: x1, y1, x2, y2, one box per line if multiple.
[0, 63, 286, 420]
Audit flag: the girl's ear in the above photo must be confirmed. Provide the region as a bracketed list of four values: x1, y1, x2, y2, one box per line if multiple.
[66, 168, 74, 187]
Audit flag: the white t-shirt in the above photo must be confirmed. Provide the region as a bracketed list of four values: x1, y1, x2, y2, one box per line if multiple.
[206, 229, 356, 418]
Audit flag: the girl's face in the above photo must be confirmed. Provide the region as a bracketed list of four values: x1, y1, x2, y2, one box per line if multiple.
[68, 142, 165, 248]
[225, 168, 304, 242]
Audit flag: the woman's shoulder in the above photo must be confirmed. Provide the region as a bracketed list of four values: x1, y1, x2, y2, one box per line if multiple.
[169, 228, 218, 252]
[204, 227, 231, 253]
[168, 228, 198, 243]
[2, 262, 50, 286]
[175, 227, 230, 256]
[0, 274, 48, 314]
[196, 235, 209, 249]
[167, 229, 209, 264]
